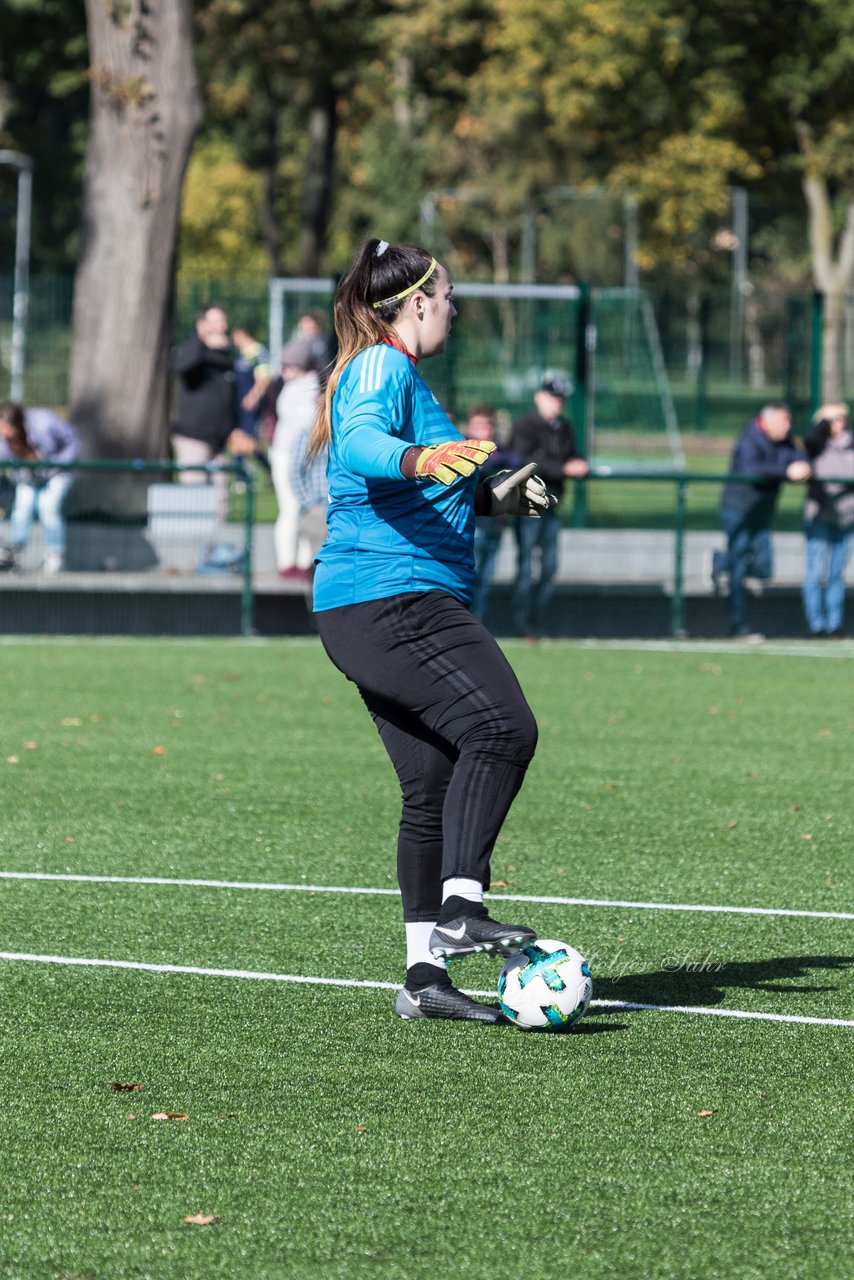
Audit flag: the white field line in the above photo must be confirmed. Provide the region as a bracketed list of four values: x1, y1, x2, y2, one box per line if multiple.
[578, 639, 854, 660]
[1, 951, 852, 1029]
[1, 870, 852, 922]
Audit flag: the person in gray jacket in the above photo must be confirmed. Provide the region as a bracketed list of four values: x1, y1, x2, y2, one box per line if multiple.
[0, 401, 80, 572]
[802, 402, 854, 637]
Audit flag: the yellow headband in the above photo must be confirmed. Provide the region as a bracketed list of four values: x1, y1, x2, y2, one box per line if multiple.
[371, 258, 437, 310]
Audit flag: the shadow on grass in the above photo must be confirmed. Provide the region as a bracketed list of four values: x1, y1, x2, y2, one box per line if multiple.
[592, 953, 854, 1012]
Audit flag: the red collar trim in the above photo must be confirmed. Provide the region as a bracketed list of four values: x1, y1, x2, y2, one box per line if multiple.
[382, 335, 418, 365]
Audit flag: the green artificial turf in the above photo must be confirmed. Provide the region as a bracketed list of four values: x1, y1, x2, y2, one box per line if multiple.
[1, 637, 852, 1280]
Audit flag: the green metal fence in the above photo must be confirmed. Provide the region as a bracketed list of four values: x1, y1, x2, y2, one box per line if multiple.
[0, 456, 841, 639]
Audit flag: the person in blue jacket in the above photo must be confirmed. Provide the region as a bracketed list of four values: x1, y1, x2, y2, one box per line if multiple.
[308, 238, 555, 1023]
[712, 403, 810, 640]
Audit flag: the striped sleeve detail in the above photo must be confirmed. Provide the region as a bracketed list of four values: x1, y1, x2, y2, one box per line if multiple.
[358, 345, 387, 394]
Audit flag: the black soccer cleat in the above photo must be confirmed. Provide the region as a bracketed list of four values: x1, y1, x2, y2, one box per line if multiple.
[429, 912, 537, 961]
[395, 981, 502, 1023]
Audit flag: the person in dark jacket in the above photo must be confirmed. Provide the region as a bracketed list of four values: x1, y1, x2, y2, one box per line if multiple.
[464, 404, 524, 622]
[713, 403, 810, 640]
[170, 304, 237, 516]
[509, 376, 588, 635]
[801, 401, 854, 637]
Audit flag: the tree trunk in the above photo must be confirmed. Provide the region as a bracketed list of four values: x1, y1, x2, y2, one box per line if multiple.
[258, 82, 283, 277]
[69, 0, 203, 490]
[796, 121, 854, 402]
[298, 80, 336, 276]
[822, 288, 845, 404]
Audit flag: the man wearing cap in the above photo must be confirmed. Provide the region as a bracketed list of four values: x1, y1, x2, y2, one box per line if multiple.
[509, 377, 589, 636]
[271, 337, 322, 577]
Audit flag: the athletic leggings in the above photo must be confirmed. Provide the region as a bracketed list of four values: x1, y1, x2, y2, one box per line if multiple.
[315, 590, 538, 922]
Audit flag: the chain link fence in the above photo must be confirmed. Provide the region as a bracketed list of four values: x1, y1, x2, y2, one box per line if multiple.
[0, 273, 829, 442]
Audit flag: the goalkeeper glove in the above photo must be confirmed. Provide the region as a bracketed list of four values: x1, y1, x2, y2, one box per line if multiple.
[485, 464, 557, 517]
[411, 439, 497, 486]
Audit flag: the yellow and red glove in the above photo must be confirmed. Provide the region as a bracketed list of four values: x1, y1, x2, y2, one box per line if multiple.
[411, 439, 497, 486]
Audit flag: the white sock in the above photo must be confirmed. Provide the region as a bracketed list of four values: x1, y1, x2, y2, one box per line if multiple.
[442, 877, 483, 905]
[405, 922, 445, 971]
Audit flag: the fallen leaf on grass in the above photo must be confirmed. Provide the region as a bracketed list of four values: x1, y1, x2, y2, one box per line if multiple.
[64, 836, 75, 843]
[802, 833, 813, 840]
[23, 741, 39, 750]
[183, 1214, 219, 1226]
[697, 1109, 717, 1118]
[727, 820, 737, 829]
[6, 756, 18, 765]
[492, 879, 513, 888]
[110, 1082, 145, 1092]
[152, 745, 167, 756]
[356, 1125, 368, 1132]
[150, 1111, 189, 1121]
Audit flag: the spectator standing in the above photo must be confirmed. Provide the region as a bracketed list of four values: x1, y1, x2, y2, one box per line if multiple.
[170, 304, 236, 515]
[801, 402, 854, 637]
[463, 405, 523, 622]
[296, 310, 334, 384]
[288, 420, 329, 608]
[712, 403, 810, 641]
[0, 401, 81, 572]
[509, 376, 588, 636]
[271, 337, 321, 577]
[231, 324, 271, 452]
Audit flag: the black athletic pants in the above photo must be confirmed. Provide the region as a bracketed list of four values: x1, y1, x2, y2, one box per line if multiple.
[315, 591, 538, 922]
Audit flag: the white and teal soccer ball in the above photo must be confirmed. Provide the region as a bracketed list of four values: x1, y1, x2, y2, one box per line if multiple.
[497, 939, 592, 1030]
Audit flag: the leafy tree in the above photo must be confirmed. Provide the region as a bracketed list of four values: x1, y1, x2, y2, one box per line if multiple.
[775, 0, 854, 397]
[0, 0, 89, 272]
[178, 131, 267, 280]
[470, 0, 760, 274]
[194, 0, 391, 276]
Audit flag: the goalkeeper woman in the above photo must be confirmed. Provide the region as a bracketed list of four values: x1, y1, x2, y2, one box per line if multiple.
[308, 238, 553, 1023]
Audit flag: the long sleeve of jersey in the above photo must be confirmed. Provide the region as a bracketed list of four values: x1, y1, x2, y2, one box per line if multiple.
[335, 347, 413, 480]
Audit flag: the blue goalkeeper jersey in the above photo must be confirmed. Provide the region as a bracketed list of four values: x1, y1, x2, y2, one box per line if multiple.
[312, 342, 477, 611]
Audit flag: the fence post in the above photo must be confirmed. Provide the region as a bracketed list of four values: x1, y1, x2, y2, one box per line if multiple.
[671, 477, 688, 637]
[695, 294, 710, 433]
[240, 462, 256, 637]
[810, 291, 823, 415]
[572, 282, 591, 529]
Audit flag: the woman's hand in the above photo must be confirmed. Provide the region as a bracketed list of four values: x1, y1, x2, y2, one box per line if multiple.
[484, 464, 557, 517]
[403, 439, 497, 485]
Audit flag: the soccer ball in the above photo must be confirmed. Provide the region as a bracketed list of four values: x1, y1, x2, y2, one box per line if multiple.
[497, 939, 593, 1031]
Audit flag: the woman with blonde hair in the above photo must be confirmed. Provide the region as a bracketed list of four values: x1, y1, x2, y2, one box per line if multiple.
[802, 401, 854, 637]
[309, 238, 556, 1023]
